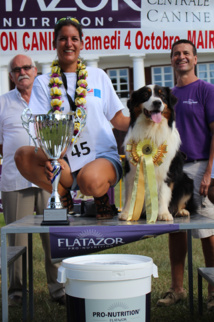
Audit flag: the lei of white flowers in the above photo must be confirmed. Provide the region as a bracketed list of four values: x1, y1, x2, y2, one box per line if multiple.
[49, 58, 88, 113]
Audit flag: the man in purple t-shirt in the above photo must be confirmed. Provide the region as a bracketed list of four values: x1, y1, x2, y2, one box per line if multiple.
[157, 40, 214, 311]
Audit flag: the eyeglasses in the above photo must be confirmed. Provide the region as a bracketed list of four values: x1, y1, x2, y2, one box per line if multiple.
[56, 17, 80, 25]
[11, 65, 34, 73]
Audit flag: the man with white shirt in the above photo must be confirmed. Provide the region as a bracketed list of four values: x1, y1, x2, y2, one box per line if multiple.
[0, 54, 65, 306]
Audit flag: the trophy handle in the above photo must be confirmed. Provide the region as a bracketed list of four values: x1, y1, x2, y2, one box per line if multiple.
[21, 107, 39, 152]
[72, 107, 87, 146]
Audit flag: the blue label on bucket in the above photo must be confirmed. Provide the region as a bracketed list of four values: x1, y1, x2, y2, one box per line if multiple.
[85, 295, 146, 322]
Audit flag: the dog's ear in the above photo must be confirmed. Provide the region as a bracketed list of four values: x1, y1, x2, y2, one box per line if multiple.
[127, 89, 143, 127]
[128, 90, 139, 107]
[127, 99, 131, 110]
[127, 90, 140, 115]
[127, 89, 138, 110]
[162, 87, 177, 127]
[164, 87, 177, 107]
[170, 91, 177, 107]
[129, 86, 150, 107]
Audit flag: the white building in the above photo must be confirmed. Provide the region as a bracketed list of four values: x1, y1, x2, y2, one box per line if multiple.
[1, 51, 214, 113]
[1, 1, 214, 122]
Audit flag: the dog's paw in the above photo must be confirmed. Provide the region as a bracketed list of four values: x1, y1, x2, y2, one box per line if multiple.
[158, 212, 173, 221]
[118, 212, 129, 221]
[175, 209, 190, 217]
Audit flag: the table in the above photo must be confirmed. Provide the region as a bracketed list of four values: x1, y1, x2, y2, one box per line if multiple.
[0, 246, 27, 320]
[1, 213, 214, 321]
[198, 267, 214, 315]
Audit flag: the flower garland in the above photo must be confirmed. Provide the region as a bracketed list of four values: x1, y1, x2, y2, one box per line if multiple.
[48, 59, 87, 139]
[49, 58, 88, 113]
[48, 61, 63, 112]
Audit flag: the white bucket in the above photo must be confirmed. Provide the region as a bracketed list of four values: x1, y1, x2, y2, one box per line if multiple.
[58, 254, 158, 322]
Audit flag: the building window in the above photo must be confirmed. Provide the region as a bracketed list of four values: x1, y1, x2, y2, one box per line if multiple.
[197, 63, 214, 84]
[152, 66, 174, 88]
[107, 68, 129, 98]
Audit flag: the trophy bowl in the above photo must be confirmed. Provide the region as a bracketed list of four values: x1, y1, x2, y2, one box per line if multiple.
[34, 113, 73, 160]
[34, 113, 74, 225]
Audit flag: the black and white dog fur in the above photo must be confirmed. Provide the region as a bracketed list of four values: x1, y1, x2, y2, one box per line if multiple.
[119, 85, 196, 221]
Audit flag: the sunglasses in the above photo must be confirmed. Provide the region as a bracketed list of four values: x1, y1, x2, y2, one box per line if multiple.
[56, 17, 80, 25]
[11, 65, 34, 73]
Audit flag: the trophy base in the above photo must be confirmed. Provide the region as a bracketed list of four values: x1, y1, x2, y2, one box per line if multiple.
[41, 220, 69, 226]
[41, 208, 69, 226]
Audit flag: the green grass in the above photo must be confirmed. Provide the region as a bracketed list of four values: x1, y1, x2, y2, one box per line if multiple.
[1, 187, 214, 321]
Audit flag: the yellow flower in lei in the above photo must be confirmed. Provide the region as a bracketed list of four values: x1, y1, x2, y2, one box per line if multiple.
[77, 79, 87, 87]
[76, 86, 87, 97]
[50, 87, 62, 97]
[50, 98, 63, 108]
[49, 77, 61, 85]
[75, 97, 87, 107]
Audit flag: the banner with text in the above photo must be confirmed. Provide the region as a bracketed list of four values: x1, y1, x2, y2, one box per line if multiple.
[50, 223, 179, 258]
[0, 0, 214, 55]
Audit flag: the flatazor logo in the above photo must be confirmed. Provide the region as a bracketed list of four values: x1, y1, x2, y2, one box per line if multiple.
[4, 0, 141, 12]
[1, 0, 141, 29]
[57, 236, 125, 248]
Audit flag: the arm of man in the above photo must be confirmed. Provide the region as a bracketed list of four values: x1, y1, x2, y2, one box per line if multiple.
[110, 110, 130, 132]
[0, 144, 2, 157]
[200, 121, 214, 196]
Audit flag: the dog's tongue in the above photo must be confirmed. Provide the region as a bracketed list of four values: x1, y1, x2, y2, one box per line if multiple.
[151, 112, 162, 123]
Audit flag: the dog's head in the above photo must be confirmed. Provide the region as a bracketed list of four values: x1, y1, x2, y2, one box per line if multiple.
[127, 85, 177, 128]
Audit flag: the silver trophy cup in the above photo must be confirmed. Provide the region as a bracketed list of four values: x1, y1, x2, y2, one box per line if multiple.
[34, 113, 74, 225]
[22, 107, 86, 225]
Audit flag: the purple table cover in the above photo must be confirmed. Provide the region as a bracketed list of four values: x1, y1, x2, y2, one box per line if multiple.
[50, 223, 179, 258]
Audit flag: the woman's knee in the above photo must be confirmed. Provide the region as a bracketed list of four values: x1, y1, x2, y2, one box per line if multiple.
[78, 172, 108, 196]
[76, 160, 116, 196]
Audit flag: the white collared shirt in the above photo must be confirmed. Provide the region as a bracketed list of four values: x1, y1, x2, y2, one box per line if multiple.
[0, 88, 36, 191]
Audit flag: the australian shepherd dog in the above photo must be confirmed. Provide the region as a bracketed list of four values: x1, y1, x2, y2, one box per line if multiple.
[119, 85, 196, 221]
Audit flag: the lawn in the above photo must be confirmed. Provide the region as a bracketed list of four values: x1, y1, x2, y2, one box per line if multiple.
[0, 182, 214, 321]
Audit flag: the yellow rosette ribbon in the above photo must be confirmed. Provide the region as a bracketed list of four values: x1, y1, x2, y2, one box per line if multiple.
[126, 139, 167, 223]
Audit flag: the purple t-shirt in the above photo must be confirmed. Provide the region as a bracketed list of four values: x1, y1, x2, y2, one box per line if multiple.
[172, 79, 214, 161]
